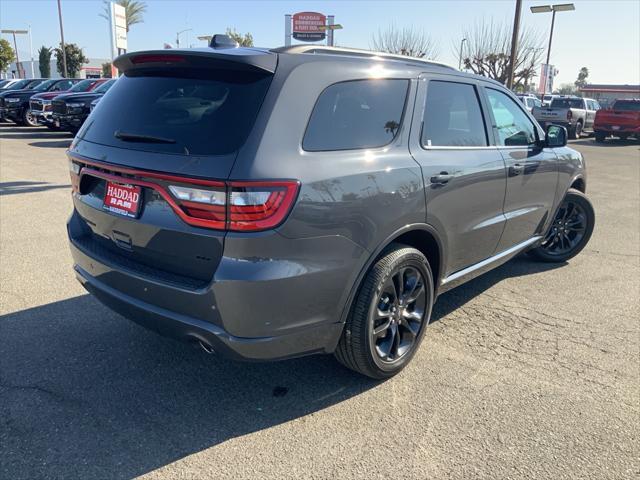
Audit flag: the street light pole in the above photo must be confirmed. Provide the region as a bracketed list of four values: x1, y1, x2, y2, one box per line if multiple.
[28, 25, 34, 78]
[530, 3, 575, 95]
[507, 0, 523, 90]
[176, 29, 192, 48]
[1, 29, 29, 78]
[458, 38, 467, 70]
[57, 0, 68, 77]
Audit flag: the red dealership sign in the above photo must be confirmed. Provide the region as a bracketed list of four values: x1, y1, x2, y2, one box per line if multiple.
[292, 12, 326, 42]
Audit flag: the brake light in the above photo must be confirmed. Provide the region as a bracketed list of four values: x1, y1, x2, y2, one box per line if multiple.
[566, 110, 573, 120]
[228, 182, 299, 232]
[131, 54, 186, 64]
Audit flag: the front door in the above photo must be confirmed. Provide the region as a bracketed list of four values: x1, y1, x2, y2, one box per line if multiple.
[482, 87, 558, 252]
[409, 75, 507, 277]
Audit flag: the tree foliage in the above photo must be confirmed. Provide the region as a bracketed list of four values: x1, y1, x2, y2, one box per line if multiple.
[0, 38, 16, 74]
[574, 67, 589, 89]
[101, 0, 147, 32]
[556, 83, 578, 95]
[371, 24, 439, 59]
[455, 19, 544, 89]
[38, 46, 52, 77]
[55, 43, 89, 78]
[102, 62, 112, 78]
[225, 28, 254, 47]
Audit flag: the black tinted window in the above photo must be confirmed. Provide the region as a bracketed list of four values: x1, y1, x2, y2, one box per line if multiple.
[486, 88, 537, 146]
[422, 81, 487, 147]
[613, 100, 640, 111]
[303, 79, 408, 151]
[551, 98, 584, 109]
[80, 70, 272, 156]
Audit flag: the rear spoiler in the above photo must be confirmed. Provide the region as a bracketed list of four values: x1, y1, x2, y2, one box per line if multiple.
[114, 48, 277, 74]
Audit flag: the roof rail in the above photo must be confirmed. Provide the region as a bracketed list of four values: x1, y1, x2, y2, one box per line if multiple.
[271, 45, 456, 71]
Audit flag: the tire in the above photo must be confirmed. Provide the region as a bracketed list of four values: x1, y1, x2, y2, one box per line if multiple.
[594, 132, 606, 143]
[571, 121, 583, 139]
[21, 108, 38, 127]
[529, 189, 595, 263]
[335, 244, 434, 379]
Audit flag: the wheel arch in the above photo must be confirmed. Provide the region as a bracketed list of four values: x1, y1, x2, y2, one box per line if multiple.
[569, 174, 586, 193]
[338, 224, 445, 326]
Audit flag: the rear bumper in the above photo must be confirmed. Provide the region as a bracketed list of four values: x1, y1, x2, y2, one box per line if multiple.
[68, 209, 364, 361]
[594, 125, 639, 135]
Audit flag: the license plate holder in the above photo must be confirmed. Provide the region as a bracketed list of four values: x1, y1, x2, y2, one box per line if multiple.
[103, 181, 142, 218]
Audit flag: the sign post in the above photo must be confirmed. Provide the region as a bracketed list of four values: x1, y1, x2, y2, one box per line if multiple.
[109, 2, 127, 77]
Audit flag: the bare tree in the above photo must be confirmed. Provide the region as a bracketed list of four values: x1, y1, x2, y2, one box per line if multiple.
[371, 24, 440, 60]
[454, 19, 544, 90]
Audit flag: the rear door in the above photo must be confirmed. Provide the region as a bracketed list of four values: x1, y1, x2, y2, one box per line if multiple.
[482, 86, 558, 252]
[409, 74, 507, 276]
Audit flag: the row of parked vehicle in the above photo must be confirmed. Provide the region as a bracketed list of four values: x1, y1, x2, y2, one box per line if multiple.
[516, 92, 639, 142]
[0, 77, 115, 133]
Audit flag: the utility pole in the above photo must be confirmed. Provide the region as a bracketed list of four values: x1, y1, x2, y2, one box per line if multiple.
[507, 0, 523, 89]
[57, 0, 68, 77]
[458, 38, 467, 70]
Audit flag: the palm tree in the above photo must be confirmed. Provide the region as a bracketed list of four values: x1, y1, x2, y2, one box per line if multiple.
[100, 0, 147, 32]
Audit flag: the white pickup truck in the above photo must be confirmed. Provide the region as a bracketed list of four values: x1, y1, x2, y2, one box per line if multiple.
[532, 96, 601, 139]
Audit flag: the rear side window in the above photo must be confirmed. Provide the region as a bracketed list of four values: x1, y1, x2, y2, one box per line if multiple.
[303, 79, 408, 151]
[79, 70, 272, 156]
[422, 81, 487, 147]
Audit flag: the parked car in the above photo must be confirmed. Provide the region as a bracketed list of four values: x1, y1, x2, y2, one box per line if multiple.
[541, 94, 559, 106]
[0, 78, 47, 122]
[532, 96, 601, 139]
[0, 78, 79, 126]
[31, 78, 110, 129]
[593, 99, 640, 142]
[67, 39, 594, 379]
[517, 94, 542, 113]
[51, 79, 116, 132]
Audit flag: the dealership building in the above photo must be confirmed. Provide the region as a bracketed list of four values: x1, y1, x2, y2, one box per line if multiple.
[579, 84, 640, 106]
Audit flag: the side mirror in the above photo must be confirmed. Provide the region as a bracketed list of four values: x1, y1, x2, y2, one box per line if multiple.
[545, 124, 567, 148]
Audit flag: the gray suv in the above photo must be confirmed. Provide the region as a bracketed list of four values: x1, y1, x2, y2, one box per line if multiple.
[67, 37, 595, 378]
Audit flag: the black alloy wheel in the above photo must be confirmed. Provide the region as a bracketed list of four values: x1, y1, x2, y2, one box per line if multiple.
[335, 244, 434, 379]
[530, 188, 595, 262]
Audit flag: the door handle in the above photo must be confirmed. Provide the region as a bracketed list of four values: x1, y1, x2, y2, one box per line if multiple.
[430, 172, 454, 184]
[509, 163, 525, 176]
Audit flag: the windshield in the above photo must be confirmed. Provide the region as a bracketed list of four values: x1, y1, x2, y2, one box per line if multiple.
[612, 100, 640, 112]
[551, 98, 584, 109]
[69, 79, 96, 92]
[80, 70, 273, 156]
[4, 79, 31, 90]
[34, 79, 58, 92]
[94, 79, 115, 94]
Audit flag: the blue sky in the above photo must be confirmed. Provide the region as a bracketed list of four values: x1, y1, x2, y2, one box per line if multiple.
[1, 0, 638, 87]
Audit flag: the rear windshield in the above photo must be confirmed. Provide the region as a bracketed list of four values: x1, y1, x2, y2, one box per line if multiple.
[79, 70, 272, 156]
[612, 100, 640, 112]
[550, 98, 584, 109]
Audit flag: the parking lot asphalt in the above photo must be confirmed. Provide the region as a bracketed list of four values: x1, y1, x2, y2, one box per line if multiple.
[0, 125, 638, 480]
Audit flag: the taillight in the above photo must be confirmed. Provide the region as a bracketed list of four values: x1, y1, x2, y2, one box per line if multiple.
[72, 157, 299, 232]
[166, 181, 299, 232]
[566, 110, 573, 120]
[228, 182, 299, 232]
[69, 160, 81, 192]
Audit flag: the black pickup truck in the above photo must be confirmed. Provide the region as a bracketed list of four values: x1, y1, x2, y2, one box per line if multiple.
[51, 79, 116, 132]
[0, 78, 78, 126]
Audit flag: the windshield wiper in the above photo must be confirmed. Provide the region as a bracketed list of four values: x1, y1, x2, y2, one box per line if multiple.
[114, 130, 176, 144]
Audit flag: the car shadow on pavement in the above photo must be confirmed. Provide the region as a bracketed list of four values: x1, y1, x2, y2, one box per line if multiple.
[0, 181, 71, 196]
[0, 255, 564, 478]
[0, 126, 73, 140]
[28, 140, 73, 149]
[431, 255, 566, 323]
[571, 138, 639, 148]
[0, 294, 377, 479]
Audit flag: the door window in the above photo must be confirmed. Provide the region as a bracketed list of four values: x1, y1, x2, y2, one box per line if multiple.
[422, 81, 487, 147]
[486, 88, 537, 147]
